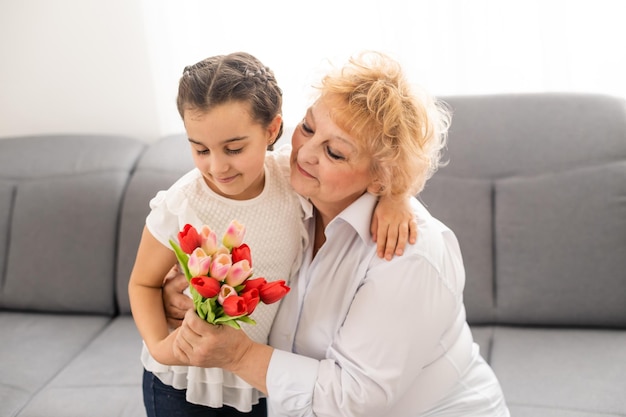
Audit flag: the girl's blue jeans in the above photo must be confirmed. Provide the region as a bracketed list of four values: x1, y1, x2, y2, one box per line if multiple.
[143, 369, 267, 417]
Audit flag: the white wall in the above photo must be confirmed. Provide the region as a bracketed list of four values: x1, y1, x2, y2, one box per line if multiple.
[0, 0, 159, 141]
[2, 0, 625, 142]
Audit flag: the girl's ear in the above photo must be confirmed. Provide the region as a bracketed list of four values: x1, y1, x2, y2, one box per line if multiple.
[267, 114, 283, 145]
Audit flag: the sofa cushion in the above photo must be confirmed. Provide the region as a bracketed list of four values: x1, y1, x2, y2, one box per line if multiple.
[495, 162, 626, 326]
[490, 327, 626, 416]
[440, 93, 626, 178]
[419, 176, 495, 324]
[115, 134, 193, 314]
[468, 325, 494, 363]
[0, 181, 12, 285]
[0, 312, 111, 417]
[16, 317, 145, 417]
[116, 170, 191, 314]
[0, 135, 144, 315]
[2, 173, 131, 314]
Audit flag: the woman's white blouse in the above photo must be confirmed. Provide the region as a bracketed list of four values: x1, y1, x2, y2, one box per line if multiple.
[267, 193, 509, 417]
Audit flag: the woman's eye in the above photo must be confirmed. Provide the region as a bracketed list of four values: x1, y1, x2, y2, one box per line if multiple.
[196, 149, 209, 155]
[326, 146, 344, 160]
[301, 121, 314, 134]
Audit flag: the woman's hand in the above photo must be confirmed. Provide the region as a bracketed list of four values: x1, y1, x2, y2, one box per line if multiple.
[173, 310, 273, 393]
[173, 310, 249, 369]
[371, 194, 417, 260]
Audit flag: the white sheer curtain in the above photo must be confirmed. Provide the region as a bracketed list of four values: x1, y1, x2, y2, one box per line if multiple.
[139, 0, 626, 136]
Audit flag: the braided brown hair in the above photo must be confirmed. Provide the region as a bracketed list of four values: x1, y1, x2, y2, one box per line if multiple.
[177, 52, 284, 149]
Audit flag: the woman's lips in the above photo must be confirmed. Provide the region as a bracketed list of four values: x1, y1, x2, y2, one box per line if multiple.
[296, 163, 314, 179]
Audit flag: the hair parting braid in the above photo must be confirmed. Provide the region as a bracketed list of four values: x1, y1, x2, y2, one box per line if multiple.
[182, 59, 213, 77]
[244, 66, 275, 84]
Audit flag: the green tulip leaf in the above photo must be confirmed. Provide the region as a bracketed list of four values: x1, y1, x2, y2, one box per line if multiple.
[169, 239, 192, 281]
[220, 319, 241, 330]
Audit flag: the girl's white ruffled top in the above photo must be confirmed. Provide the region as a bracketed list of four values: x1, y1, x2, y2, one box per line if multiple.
[141, 146, 307, 411]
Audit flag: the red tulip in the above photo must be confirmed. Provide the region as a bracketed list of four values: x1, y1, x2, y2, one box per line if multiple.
[259, 280, 290, 304]
[222, 295, 247, 317]
[231, 243, 252, 266]
[190, 276, 220, 298]
[242, 287, 260, 315]
[178, 224, 201, 254]
[243, 277, 267, 292]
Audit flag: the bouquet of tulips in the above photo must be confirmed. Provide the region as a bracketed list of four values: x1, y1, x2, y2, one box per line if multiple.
[169, 220, 290, 329]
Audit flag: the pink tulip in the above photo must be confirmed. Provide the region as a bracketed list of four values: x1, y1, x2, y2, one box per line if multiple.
[222, 220, 245, 249]
[200, 225, 218, 255]
[188, 248, 211, 276]
[225, 260, 252, 287]
[218, 284, 236, 305]
[210, 253, 232, 281]
[214, 246, 230, 256]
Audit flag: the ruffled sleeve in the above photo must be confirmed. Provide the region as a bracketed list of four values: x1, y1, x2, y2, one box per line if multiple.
[145, 168, 204, 248]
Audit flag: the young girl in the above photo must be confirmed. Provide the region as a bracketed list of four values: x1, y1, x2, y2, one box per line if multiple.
[128, 52, 414, 417]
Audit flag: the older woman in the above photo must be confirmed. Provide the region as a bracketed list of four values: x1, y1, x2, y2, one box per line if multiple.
[167, 51, 510, 416]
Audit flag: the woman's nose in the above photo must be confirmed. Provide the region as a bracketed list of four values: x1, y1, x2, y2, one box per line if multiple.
[297, 136, 319, 165]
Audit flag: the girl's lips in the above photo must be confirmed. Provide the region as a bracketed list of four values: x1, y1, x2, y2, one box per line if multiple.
[214, 174, 238, 184]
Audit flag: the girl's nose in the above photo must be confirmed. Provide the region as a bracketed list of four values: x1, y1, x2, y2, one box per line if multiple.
[207, 153, 229, 174]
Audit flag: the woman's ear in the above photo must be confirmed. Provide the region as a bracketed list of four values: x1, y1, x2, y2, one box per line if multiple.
[367, 179, 385, 196]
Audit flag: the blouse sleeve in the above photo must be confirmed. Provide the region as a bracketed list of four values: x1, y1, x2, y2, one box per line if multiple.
[266, 251, 465, 416]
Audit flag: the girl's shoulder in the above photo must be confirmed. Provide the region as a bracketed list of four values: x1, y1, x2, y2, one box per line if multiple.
[167, 168, 203, 189]
[266, 143, 292, 178]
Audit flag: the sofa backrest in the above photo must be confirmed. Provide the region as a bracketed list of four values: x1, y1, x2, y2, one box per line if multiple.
[115, 134, 194, 314]
[419, 93, 626, 327]
[113, 93, 626, 328]
[0, 134, 144, 315]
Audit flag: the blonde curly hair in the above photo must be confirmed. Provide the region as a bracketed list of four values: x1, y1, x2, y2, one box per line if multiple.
[317, 51, 450, 197]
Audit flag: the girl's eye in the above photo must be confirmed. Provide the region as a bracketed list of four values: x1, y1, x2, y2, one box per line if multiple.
[226, 147, 243, 155]
[326, 146, 345, 161]
[197, 149, 209, 155]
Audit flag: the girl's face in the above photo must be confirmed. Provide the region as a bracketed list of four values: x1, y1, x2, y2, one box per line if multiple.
[290, 99, 376, 220]
[184, 101, 281, 200]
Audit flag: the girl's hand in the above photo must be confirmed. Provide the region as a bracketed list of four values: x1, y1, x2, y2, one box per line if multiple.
[162, 265, 194, 329]
[371, 194, 417, 260]
[148, 328, 183, 366]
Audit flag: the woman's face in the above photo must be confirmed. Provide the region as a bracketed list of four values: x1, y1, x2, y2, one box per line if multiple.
[290, 99, 375, 219]
[184, 101, 280, 200]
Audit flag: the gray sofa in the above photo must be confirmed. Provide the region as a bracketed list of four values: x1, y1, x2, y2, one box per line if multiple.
[1, 93, 625, 417]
